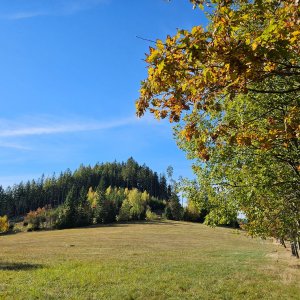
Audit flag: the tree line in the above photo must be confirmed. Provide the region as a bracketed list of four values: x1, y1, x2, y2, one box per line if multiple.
[0, 158, 171, 218]
[21, 182, 210, 232]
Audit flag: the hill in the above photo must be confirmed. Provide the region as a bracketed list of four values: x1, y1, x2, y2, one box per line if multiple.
[0, 221, 299, 299]
[0, 157, 170, 218]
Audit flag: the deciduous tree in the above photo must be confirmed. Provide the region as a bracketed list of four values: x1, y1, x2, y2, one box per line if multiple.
[136, 0, 300, 254]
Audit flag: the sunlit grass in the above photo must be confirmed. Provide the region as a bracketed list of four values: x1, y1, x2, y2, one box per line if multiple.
[0, 220, 299, 299]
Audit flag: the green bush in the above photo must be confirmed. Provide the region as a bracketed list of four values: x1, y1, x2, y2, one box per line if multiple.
[145, 207, 159, 221]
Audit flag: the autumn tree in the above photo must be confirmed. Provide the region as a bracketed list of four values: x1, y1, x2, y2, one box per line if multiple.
[0, 215, 9, 233]
[117, 189, 150, 221]
[136, 0, 300, 254]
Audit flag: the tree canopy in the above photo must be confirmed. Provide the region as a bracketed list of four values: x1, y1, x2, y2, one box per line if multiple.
[136, 0, 299, 157]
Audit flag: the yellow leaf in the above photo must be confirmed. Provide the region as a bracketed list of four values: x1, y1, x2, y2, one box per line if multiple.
[156, 40, 164, 51]
[157, 61, 165, 74]
[252, 42, 258, 51]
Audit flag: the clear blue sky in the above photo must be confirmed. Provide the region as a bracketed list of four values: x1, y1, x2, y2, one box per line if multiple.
[0, 0, 205, 187]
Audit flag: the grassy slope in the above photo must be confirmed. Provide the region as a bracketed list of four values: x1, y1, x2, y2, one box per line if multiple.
[0, 221, 299, 300]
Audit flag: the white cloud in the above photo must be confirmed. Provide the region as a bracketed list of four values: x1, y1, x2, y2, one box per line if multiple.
[0, 113, 170, 153]
[0, 141, 31, 150]
[0, 116, 136, 138]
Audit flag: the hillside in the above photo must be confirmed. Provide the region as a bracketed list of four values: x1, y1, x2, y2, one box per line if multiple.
[0, 221, 299, 299]
[0, 158, 170, 218]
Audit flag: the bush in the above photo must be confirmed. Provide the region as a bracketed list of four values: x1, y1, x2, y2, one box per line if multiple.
[24, 207, 47, 231]
[0, 215, 9, 233]
[145, 207, 159, 221]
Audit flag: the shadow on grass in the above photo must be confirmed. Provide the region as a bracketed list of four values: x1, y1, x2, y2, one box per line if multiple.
[0, 229, 23, 237]
[0, 262, 43, 271]
[73, 220, 185, 230]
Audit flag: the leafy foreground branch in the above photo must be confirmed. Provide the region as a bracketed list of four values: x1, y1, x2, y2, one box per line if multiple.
[136, 0, 300, 257]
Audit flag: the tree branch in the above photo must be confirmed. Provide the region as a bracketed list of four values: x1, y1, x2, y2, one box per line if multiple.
[248, 86, 300, 94]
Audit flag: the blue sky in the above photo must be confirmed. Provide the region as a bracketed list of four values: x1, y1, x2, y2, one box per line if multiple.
[0, 0, 205, 187]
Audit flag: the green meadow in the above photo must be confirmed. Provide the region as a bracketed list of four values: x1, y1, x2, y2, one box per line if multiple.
[0, 221, 299, 300]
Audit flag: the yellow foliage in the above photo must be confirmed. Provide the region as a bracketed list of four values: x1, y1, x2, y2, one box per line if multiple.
[87, 187, 98, 208]
[136, 0, 299, 161]
[0, 215, 9, 233]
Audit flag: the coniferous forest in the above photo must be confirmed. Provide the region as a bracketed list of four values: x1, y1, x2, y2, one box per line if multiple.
[0, 157, 171, 218]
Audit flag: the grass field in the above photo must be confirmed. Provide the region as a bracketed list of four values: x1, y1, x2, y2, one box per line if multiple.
[0, 220, 299, 299]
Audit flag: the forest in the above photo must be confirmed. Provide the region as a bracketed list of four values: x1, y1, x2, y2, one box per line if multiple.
[0, 157, 171, 218]
[0, 157, 210, 232]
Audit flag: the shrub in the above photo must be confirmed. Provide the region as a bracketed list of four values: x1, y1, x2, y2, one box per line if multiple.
[0, 215, 9, 233]
[145, 207, 159, 221]
[24, 207, 47, 231]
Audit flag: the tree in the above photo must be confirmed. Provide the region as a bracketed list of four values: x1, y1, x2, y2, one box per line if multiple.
[117, 199, 131, 221]
[137, 0, 299, 120]
[165, 193, 183, 221]
[128, 189, 148, 220]
[117, 189, 149, 221]
[77, 187, 92, 227]
[180, 179, 209, 223]
[0, 186, 7, 216]
[136, 0, 299, 160]
[136, 0, 300, 254]
[60, 186, 78, 228]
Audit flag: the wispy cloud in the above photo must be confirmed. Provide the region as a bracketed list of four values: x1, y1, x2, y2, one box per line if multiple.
[0, 141, 31, 150]
[0, 0, 109, 20]
[4, 11, 45, 20]
[0, 116, 136, 138]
